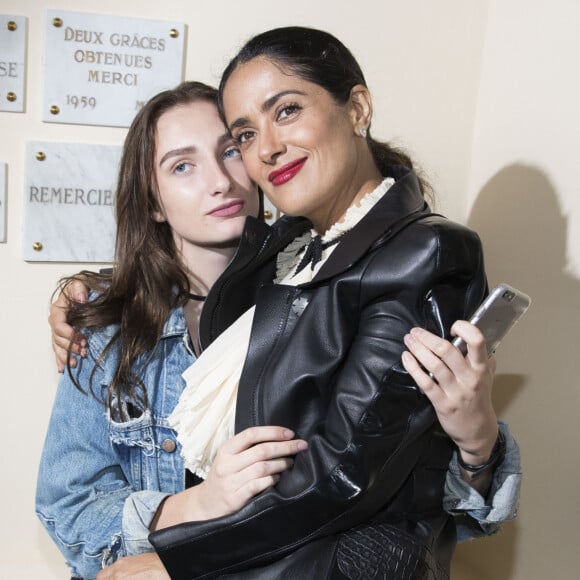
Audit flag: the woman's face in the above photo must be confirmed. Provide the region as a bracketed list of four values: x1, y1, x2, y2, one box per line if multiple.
[153, 100, 259, 253]
[222, 57, 365, 231]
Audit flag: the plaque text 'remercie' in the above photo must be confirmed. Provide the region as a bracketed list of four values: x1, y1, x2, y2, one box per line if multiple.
[43, 10, 185, 127]
[23, 142, 122, 262]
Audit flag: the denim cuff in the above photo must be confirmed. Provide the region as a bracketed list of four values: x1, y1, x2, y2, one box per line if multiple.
[121, 490, 172, 556]
[444, 421, 521, 538]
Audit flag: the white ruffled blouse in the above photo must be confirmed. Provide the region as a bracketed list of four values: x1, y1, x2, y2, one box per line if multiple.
[170, 178, 394, 477]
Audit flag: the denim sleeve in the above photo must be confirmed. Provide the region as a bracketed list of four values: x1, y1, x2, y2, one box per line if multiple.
[122, 490, 171, 555]
[35, 353, 155, 579]
[443, 421, 521, 541]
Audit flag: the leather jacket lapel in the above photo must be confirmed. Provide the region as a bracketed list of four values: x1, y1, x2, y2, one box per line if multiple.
[311, 168, 429, 284]
[200, 214, 310, 348]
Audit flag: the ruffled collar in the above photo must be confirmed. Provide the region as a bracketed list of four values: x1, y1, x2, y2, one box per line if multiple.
[275, 177, 395, 282]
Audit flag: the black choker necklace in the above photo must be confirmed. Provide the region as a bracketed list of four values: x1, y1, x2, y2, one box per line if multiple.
[187, 292, 206, 302]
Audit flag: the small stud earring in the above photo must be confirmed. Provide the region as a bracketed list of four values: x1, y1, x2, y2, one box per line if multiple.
[359, 127, 367, 138]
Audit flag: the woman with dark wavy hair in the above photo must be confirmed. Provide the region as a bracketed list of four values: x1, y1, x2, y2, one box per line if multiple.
[44, 31, 520, 579]
[145, 27, 519, 579]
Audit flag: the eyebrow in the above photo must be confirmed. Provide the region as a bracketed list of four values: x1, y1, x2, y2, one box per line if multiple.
[228, 90, 307, 132]
[158, 133, 232, 167]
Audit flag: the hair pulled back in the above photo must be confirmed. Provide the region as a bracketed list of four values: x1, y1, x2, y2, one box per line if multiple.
[218, 26, 429, 194]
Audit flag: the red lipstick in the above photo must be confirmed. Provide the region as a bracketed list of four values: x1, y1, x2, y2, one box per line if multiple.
[208, 199, 244, 217]
[268, 158, 307, 186]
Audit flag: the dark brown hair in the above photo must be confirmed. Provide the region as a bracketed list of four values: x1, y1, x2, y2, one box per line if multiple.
[218, 26, 431, 196]
[63, 81, 219, 420]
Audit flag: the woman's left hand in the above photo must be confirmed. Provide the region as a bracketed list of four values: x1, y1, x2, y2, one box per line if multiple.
[96, 553, 169, 579]
[401, 321, 499, 466]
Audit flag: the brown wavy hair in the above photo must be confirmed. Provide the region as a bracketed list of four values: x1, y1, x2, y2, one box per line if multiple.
[62, 81, 220, 420]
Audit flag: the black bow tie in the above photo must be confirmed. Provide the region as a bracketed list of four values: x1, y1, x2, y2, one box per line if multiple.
[294, 235, 342, 275]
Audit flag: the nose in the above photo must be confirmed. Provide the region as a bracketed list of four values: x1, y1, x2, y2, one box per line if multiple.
[258, 125, 285, 164]
[208, 159, 233, 196]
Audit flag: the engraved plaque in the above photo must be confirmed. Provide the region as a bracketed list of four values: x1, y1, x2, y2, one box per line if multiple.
[23, 142, 121, 262]
[43, 10, 185, 127]
[0, 15, 27, 112]
[0, 163, 6, 242]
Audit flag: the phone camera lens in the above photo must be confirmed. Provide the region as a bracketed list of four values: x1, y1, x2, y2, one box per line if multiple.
[502, 291, 515, 301]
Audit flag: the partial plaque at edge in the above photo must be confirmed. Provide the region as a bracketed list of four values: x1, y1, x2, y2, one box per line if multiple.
[0, 15, 27, 113]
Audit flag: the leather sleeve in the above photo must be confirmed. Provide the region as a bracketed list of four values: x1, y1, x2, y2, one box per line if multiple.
[150, 218, 487, 579]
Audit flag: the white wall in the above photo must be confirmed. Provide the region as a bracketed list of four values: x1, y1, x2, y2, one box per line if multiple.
[1, 0, 576, 578]
[451, 1, 580, 579]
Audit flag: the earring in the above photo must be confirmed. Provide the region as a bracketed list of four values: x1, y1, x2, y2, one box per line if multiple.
[359, 127, 367, 138]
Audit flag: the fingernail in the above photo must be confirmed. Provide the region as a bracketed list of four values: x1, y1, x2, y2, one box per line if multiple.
[410, 327, 422, 337]
[404, 333, 415, 345]
[75, 293, 86, 303]
[296, 440, 308, 451]
[283, 429, 295, 438]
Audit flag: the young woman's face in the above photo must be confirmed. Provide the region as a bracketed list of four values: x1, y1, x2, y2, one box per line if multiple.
[153, 100, 259, 251]
[222, 57, 362, 230]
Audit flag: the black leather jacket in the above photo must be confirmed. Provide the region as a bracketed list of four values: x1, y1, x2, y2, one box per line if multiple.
[150, 167, 488, 579]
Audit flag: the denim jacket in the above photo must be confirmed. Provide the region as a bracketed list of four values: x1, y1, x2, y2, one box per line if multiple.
[36, 307, 193, 579]
[36, 307, 520, 579]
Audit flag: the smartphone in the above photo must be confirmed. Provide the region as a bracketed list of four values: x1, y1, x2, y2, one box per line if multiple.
[452, 284, 531, 356]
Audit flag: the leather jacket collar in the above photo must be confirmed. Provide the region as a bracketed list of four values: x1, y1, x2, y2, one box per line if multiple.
[245, 165, 427, 280]
[200, 166, 428, 346]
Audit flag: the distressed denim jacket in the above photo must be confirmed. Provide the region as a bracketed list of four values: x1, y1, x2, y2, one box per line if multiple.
[36, 307, 521, 579]
[36, 307, 194, 579]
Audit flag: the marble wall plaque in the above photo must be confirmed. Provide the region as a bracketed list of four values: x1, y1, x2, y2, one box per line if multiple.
[0, 163, 6, 242]
[23, 142, 121, 262]
[43, 10, 185, 127]
[0, 15, 27, 112]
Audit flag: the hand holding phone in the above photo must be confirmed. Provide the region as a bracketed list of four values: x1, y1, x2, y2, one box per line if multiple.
[452, 284, 531, 356]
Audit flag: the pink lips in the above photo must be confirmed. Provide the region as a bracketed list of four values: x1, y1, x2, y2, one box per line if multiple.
[208, 200, 244, 217]
[268, 158, 307, 186]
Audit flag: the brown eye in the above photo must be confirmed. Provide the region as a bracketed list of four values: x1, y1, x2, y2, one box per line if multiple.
[236, 130, 255, 145]
[277, 104, 301, 121]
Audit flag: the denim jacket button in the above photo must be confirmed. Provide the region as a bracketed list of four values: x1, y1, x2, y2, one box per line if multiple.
[161, 438, 177, 453]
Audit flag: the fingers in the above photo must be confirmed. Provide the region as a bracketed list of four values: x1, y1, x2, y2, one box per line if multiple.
[401, 349, 441, 400]
[237, 456, 293, 492]
[450, 320, 488, 364]
[225, 426, 299, 454]
[50, 320, 87, 372]
[63, 279, 89, 303]
[219, 429, 307, 491]
[403, 329, 461, 387]
[198, 428, 308, 519]
[402, 325, 499, 457]
[216, 428, 307, 477]
[49, 283, 88, 372]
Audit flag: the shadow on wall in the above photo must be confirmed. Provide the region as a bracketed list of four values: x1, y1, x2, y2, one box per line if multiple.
[451, 164, 580, 579]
